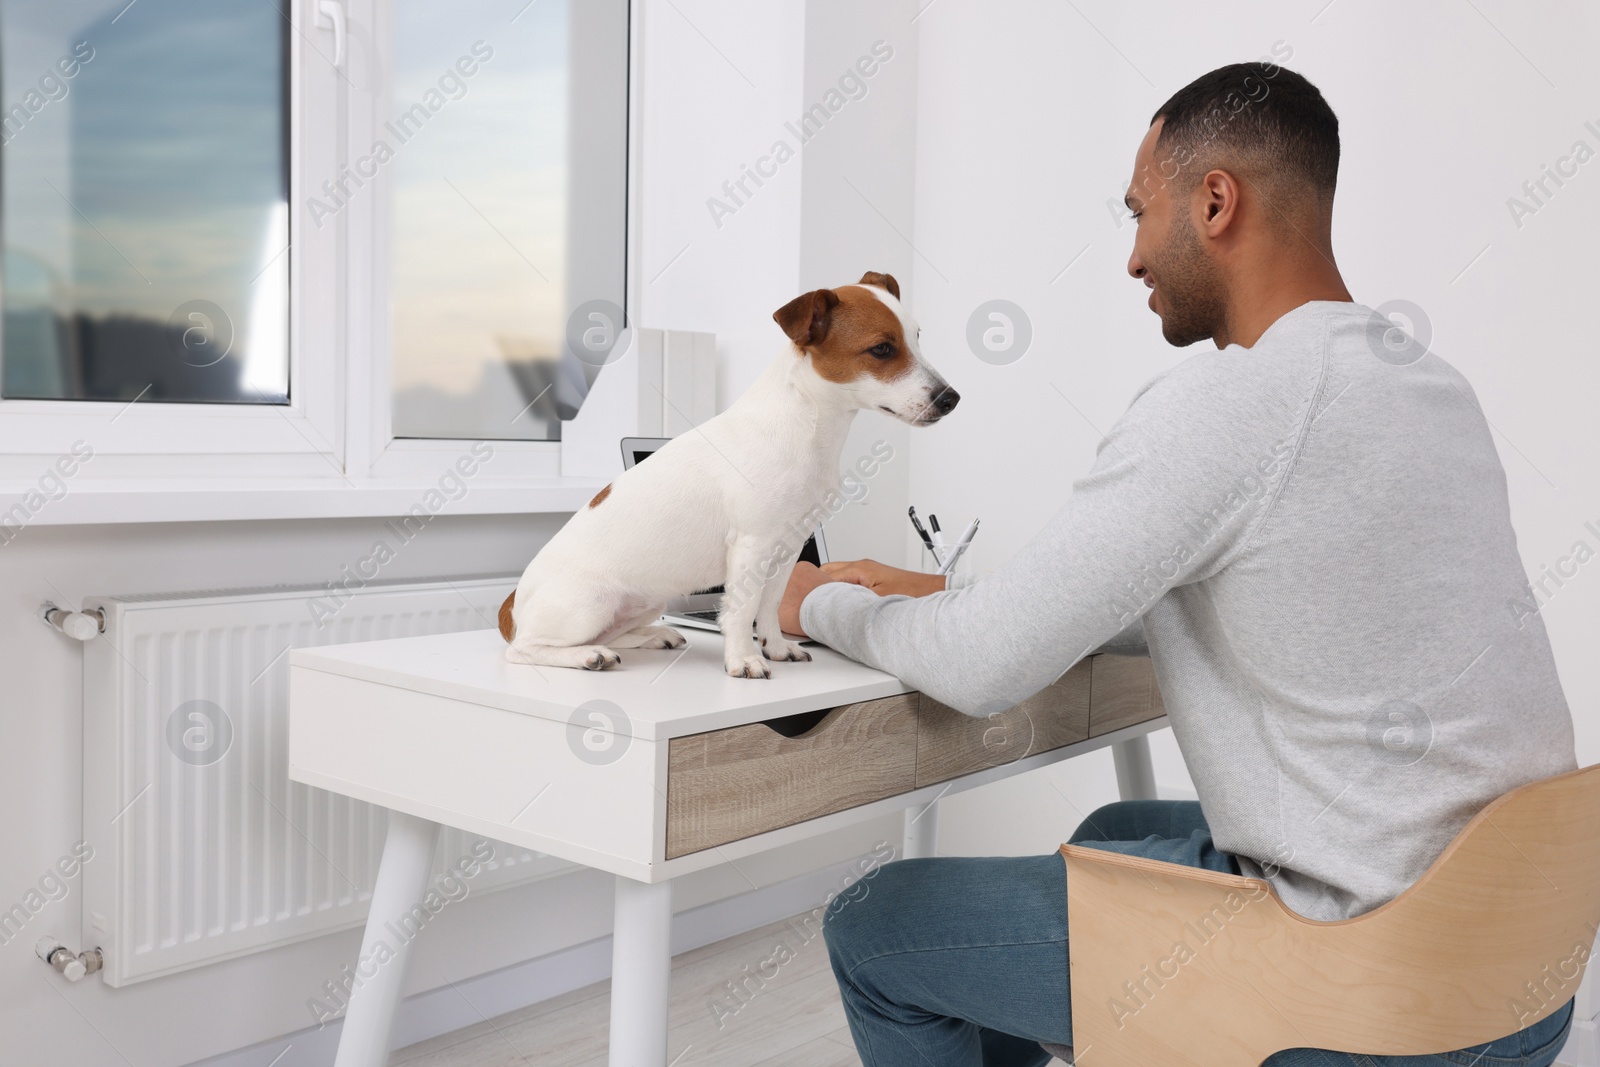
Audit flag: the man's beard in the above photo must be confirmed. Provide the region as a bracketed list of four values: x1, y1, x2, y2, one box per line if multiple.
[1152, 213, 1225, 347]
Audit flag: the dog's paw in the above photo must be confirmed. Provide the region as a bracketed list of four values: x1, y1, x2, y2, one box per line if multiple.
[505, 643, 620, 670]
[725, 654, 772, 679]
[760, 637, 811, 662]
[638, 626, 687, 650]
[583, 648, 622, 670]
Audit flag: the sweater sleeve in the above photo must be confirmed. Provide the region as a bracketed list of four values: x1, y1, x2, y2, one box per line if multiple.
[799, 355, 1317, 716]
[946, 565, 1147, 653]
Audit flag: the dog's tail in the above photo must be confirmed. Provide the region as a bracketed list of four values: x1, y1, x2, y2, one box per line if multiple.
[498, 591, 515, 642]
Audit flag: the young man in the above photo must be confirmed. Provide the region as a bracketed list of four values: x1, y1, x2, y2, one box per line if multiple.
[778, 64, 1579, 1066]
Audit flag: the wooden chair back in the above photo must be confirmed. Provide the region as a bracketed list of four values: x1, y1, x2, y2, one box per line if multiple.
[1060, 764, 1600, 1067]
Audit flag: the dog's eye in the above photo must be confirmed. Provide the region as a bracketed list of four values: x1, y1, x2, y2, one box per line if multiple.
[868, 342, 894, 359]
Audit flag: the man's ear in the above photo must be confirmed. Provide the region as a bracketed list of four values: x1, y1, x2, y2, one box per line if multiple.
[1197, 169, 1240, 237]
[857, 271, 900, 299]
[773, 289, 841, 348]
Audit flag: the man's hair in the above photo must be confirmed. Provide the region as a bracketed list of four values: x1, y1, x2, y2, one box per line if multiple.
[1150, 63, 1340, 197]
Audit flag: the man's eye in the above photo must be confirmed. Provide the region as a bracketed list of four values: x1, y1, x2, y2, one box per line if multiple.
[869, 342, 894, 359]
[1129, 211, 1144, 221]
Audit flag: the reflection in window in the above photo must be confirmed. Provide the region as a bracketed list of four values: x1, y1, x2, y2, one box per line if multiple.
[388, 0, 628, 441]
[1, 0, 288, 403]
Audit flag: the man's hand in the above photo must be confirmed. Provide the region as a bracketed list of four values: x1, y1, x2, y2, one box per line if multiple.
[821, 560, 947, 598]
[778, 559, 947, 638]
[778, 562, 833, 638]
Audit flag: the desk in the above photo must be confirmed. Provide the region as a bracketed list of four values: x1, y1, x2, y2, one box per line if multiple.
[288, 628, 1167, 1067]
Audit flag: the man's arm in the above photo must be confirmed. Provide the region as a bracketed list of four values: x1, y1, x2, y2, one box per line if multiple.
[795, 358, 1314, 716]
[1090, 617, 1149, 656]
[795, 559, 1149, 655]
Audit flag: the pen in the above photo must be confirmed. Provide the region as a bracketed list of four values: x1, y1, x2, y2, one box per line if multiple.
[939, 518, 980, 576]
[929, 513, 946, 554]
[909, 506, 944, 566]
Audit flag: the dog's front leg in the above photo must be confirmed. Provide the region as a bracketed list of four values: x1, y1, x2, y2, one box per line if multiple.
[720, 535, 777, 678]
[754, 558, 811, 663]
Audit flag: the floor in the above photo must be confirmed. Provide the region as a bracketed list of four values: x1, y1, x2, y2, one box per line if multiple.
[390, 908, 1073, 1066]
[391, 911, 866, 1066]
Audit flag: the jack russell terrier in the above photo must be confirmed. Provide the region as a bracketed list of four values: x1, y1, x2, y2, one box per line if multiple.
[497, 271, 959, 678]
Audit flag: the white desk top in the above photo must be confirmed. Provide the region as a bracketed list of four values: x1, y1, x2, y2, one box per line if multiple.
[288, 627, 913, 741]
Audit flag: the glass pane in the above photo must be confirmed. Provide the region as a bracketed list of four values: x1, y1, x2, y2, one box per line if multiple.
[1, 0, 288, 404]
[390, 0, 628, 441]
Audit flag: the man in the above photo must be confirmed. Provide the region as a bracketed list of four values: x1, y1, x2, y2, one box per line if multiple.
[777, 64, 1579, 1066]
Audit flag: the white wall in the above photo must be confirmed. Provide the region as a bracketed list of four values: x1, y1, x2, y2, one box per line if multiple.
[796, 0, 923, 560]
[633, 0, 807, 404]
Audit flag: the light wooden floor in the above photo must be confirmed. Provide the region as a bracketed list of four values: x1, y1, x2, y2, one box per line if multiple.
[384, 909, 1586, 1067]
[391, 911, 865, 1067]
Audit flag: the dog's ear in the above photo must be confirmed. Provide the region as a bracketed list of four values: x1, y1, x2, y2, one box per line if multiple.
[773, 289, 841, 348]
[857, 271, 900, 299]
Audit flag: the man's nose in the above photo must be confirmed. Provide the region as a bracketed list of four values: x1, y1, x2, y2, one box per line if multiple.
[931, 386, 960, 415]
[1128, 250, 1146, 280]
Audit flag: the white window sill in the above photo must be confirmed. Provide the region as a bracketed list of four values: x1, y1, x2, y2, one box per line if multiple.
[0, 476, 607, 527]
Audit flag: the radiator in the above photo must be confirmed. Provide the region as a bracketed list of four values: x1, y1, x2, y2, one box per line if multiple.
[82, 575, 574, 986]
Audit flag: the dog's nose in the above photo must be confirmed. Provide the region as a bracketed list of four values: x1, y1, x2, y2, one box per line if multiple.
[931, 386, 960, 415]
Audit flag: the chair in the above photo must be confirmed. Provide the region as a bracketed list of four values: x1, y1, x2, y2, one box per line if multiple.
[1053, 764, 1600, 1067]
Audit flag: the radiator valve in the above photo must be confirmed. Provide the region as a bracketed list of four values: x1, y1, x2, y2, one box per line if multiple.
[41, 603, 103, 642]
[35, 937, 103, 982]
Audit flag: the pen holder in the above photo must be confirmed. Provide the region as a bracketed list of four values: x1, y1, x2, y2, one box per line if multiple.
[922, 543, 968, 586]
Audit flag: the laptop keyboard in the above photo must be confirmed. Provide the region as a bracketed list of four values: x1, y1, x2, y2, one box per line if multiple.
[668, 609, 810, 643]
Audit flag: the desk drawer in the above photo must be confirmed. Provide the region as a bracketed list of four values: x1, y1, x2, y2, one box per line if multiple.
[915, 660, 1093, 786]
[662, 657, 1164, 859]
[665, 694, 918, 859]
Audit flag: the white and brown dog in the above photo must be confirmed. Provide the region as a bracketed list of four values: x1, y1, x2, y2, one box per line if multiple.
[498, 271, 958, 678]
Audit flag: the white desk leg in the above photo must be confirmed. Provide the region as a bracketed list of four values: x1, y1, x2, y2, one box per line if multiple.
[903, 799, 939, 859]
[1112, 734, 1158, 801]
[609, 876, 674, 1067]
[333, 811, 441, 1067]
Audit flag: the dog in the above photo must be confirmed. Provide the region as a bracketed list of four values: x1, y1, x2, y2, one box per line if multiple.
[498, 271, 959, 678]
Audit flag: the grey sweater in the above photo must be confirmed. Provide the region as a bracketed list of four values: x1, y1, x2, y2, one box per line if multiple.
[801, 300, 1577, 921]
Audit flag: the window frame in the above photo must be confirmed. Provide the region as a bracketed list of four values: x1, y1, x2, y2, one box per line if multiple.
[0, 0, 343, 476]
[0, 0, 639, 514]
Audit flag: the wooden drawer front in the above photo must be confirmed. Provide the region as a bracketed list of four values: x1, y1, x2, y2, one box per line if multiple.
[914, 660, 1092, 787]
[665, 694, 918, 859]
[1088, 655, 1165, 737]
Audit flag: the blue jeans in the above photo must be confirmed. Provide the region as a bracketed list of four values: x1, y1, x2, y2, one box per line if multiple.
[822, 800, 1576, 1066]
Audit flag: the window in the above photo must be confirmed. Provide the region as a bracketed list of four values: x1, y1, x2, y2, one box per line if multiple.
[2, 0, 289, 406]
[386, 1, 627, 442]
[0, 0, 633, 502]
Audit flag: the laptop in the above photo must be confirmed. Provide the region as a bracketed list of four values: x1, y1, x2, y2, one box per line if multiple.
[620, 436, 829, 633]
